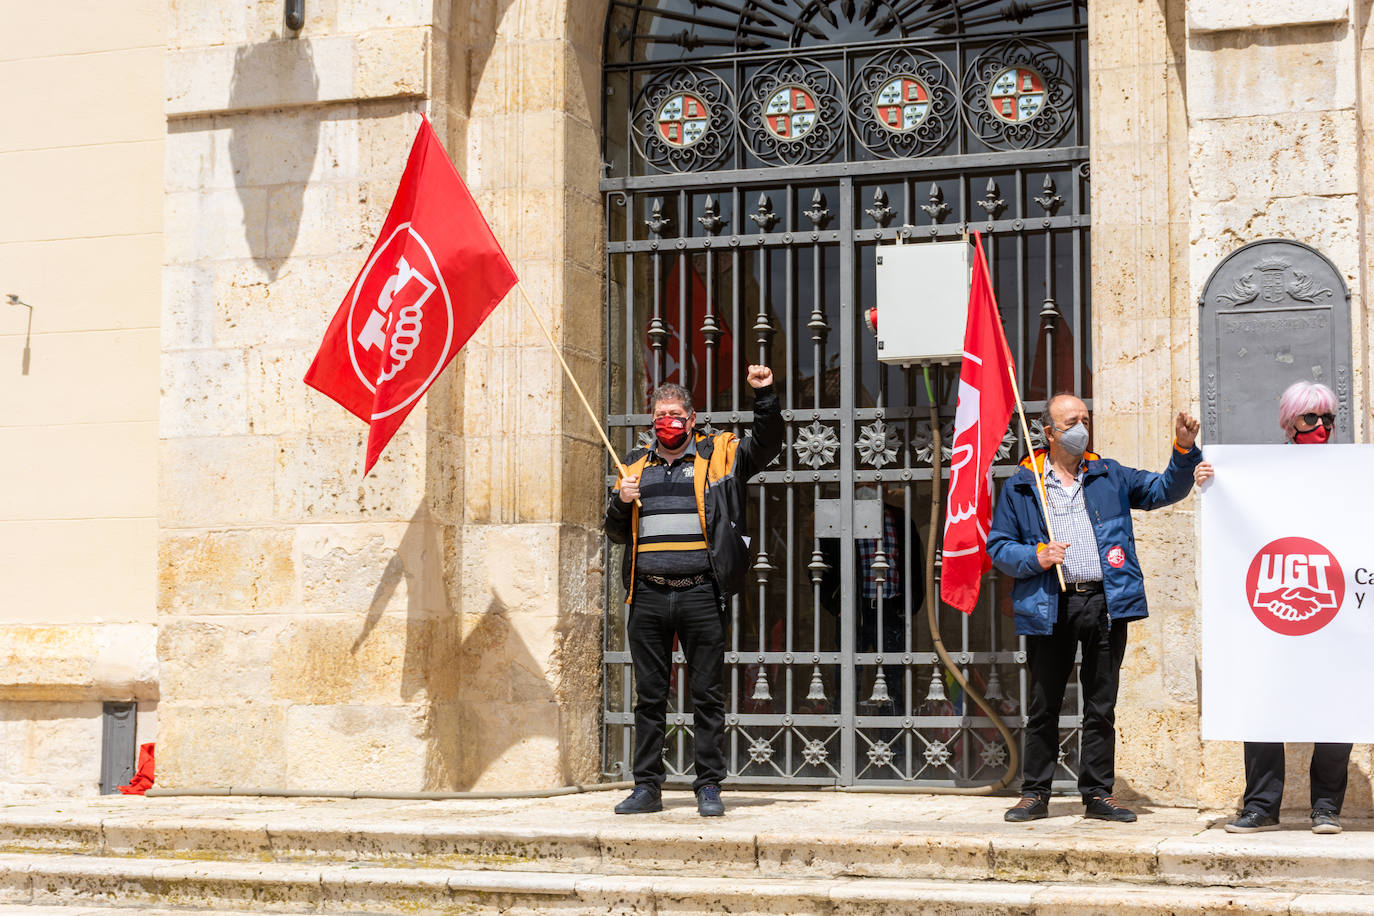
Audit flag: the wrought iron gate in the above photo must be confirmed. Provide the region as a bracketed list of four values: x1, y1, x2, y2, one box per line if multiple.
[601, 0, 1091, 787]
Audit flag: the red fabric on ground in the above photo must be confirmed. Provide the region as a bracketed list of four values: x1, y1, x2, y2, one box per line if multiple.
[118, 743, 155, 795]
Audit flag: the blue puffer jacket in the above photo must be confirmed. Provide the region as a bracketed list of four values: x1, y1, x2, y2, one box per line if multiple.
[986, 445, 1201, 636]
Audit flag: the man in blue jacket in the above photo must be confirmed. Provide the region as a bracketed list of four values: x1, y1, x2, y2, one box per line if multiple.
[988, 393, 1201, 823]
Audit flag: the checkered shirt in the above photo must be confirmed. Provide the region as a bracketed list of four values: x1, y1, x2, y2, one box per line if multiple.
[856, 509, 901, 600]
[1043, 464, 1103, 583]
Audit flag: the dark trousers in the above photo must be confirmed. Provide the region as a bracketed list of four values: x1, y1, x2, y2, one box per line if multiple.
[1021, 590, 1127, 801]
[627, 579, 726, 791]
[1242, 741, 1352, 816]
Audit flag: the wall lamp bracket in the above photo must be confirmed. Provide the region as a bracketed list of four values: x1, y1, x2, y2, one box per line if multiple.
[285, 0, 305, 32]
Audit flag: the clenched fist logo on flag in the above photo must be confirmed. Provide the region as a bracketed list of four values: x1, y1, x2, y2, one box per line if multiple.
[305, 116, 517, 473]
[940, 233, 1016, 614]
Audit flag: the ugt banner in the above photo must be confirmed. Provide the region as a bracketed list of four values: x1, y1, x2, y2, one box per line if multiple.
[1200, 444, 1374, 742]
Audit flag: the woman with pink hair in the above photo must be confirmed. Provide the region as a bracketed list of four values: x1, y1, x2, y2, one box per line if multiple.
[1196, 380, 1349, 835]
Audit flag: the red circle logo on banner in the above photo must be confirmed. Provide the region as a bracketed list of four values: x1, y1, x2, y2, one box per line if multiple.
[346, 224, 454, 420]
[1106, 546, 1125, 568]
[1244, 536, 1345, 636]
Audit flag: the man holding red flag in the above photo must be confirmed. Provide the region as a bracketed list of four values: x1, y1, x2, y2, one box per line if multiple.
[305, 116, 517, 473]
[988, 393, 1203, 823]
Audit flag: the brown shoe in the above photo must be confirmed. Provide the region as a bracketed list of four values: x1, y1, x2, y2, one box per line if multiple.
[1004, 795, 1049, 822]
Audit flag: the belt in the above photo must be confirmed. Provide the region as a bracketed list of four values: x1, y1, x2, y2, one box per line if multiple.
[638, 572, 712, 588]
[1064, 580, 1103, 594]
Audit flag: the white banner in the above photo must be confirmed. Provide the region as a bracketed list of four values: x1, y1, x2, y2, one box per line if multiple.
[1201, 444, 1374, 742]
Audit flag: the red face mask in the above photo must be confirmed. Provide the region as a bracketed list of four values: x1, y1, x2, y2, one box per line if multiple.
[1294, 424, 1330, 444]
[653, 415, 690, 449]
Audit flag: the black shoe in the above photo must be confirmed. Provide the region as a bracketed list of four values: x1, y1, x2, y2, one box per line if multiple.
[696, 784, 725, 817]
[1084, 795, 1137, 823]
[1312, 809, 1342, 835]
[614, 785, 662, 814]
[1224, 810, 1279, 833]
[1004, 795, 1049, 822]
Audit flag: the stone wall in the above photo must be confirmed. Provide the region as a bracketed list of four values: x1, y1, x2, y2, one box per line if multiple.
[156, 0, 603, 791]
[1092, 0, 1374, 811]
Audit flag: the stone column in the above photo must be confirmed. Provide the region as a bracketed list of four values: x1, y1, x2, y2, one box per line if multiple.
[1184, 0, 1370, 813]
[444, 0, 605, 788]
[1088, 0, 1204, 804]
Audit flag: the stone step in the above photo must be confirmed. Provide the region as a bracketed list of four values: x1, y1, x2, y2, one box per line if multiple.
[3, 853, 1374, 915]
[4, 795, 1374, 896]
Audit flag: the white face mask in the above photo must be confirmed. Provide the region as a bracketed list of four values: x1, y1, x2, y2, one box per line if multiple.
[1054, 422, 1089, 457]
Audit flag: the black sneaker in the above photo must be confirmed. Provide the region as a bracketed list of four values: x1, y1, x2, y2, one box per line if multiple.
[696, 784, 725, 817]
[1224, 810, 1279, 833]
[1312, 809, 1342, 835]
[1004, 795, 1049, 822]
[1084, 795, 1137, 823]
[614, 785, 663, 815]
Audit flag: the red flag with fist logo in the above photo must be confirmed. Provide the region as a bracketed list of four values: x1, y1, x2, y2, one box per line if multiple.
[304, 116, 517, 473]
[940, 232, 1016, 614]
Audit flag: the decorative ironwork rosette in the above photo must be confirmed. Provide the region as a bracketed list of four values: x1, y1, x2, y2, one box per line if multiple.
[961, 40, 1074, 150]
[848, 48, 957, 158]
[631, 67, 735, 173]
[740, 58, 844, 166]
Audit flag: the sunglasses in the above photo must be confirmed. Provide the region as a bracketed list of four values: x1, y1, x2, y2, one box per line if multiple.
[1299, 412, 1335, 429]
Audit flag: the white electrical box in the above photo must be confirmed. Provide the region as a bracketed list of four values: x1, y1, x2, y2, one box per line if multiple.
[873, 240, 970, 364]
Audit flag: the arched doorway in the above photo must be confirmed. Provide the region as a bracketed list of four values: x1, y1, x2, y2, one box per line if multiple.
[601, 0, 1090, 787]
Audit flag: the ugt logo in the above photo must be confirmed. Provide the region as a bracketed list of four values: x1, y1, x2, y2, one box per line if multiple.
[1244, 536, 1345, 636]
[345, 223, 454, 418]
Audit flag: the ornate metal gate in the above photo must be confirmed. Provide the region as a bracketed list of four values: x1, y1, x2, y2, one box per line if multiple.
[601, 0, 1091, 787]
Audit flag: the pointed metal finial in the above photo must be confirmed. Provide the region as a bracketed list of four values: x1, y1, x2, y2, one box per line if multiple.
[697, 194, 725, 234]
[865, 187, 895, 227]
[1034, 175, 1063, 215]
[921, 183, 950, 222]
[646, 197, 672, 236]
[976, 179, 1005, 219]
[803, 189, 831, 228]
[749, 193, 778, 232]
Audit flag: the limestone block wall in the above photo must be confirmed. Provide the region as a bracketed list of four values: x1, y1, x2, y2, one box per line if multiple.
[157, 0, 454, 789]
[1184, 0, 1373, 814]
[157, 0, 604, 791]
[0, 0, 165, 797]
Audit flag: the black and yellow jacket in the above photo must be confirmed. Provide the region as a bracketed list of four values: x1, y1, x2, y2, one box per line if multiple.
[604, 385, 783, 603]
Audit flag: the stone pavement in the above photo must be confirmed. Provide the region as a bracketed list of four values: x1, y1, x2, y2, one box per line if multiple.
[2, 789, 1374, 913]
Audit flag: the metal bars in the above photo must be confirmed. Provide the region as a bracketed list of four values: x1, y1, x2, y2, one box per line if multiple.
[601, 6, 1089, 789]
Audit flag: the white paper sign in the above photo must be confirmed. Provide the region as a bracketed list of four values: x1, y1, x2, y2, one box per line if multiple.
[1201, 444, 1374, 742]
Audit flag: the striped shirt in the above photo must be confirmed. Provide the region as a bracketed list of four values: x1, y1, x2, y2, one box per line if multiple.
[635, 440, 710, 576]
[1044, 463, 1103, 583]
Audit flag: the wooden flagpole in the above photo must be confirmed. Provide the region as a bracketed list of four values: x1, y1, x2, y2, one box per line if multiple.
[515, 283, 640, 504]
[1007, 366, 1066, 591]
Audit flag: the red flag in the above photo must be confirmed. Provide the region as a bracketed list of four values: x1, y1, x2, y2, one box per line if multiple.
[304, 116, 517, 473]
[940, 233, 1017, 614]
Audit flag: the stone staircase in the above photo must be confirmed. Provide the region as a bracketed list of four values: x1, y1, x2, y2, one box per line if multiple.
[0, 792, 1372, 913]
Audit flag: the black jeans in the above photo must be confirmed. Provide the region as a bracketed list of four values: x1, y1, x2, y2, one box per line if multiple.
[1242, 741, 1352, 816]
[1021, 590, 1127, 801]
[627, 579, 726, 791]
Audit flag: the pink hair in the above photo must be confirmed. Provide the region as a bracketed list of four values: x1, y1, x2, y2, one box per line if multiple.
[1277, 380, 1337, 437]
